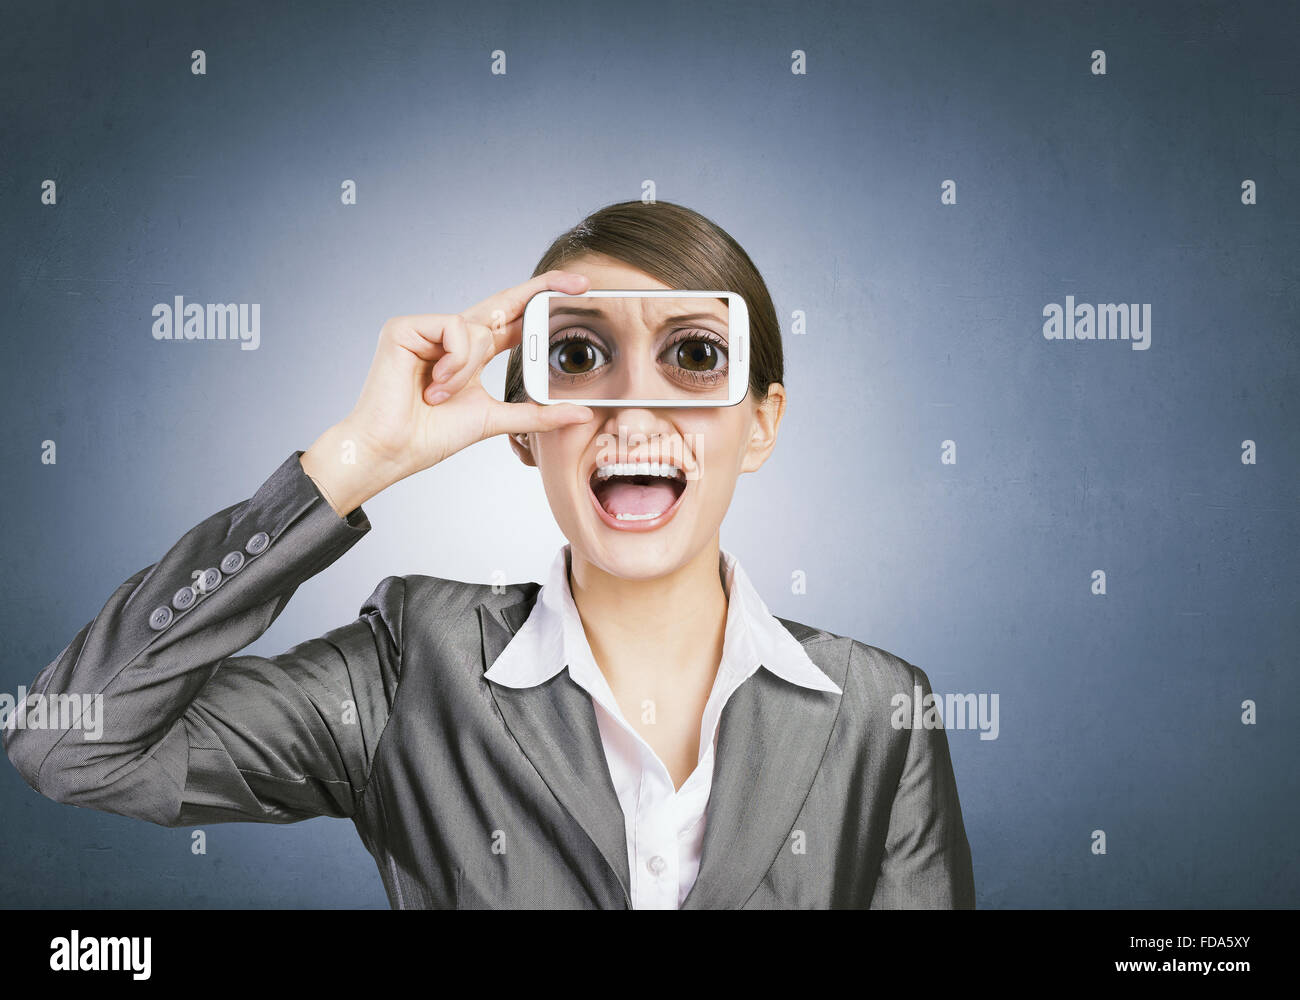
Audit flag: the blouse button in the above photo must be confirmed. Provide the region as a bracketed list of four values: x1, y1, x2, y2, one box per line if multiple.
[645, 855, 667, 877]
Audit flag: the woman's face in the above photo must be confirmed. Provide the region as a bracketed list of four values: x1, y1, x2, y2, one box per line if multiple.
[510, 253, 785, 581]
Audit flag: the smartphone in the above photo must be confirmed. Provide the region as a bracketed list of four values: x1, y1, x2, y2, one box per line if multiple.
[521, 288, 750, 407]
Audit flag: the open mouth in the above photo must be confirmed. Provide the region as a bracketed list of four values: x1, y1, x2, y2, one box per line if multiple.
[587, 461, 688, 527]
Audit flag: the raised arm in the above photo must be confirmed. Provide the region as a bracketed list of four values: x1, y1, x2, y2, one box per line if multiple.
[4, 270, 598, 827]
[2, 451, 393, 825]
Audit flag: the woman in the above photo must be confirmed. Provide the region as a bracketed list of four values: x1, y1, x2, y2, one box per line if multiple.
[3, 200, 975, 909]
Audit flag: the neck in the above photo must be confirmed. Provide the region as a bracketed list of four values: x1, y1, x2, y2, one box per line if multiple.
[567, 540, 729, 692]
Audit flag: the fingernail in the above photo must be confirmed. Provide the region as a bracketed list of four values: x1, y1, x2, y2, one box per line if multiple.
[428, 390, 449, 405]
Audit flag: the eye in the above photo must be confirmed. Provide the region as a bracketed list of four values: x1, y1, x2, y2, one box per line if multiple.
[548, 327, 729, 387]
[549, 331, 609, 377]
[664, 335, 726, 373]
[660, 329, 728, 384]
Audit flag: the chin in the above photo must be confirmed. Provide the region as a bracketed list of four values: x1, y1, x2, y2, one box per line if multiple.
[579, 541, 697, 583]
[572, 507, 706, 580]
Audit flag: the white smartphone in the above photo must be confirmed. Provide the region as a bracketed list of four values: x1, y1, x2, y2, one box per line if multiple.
[521, 288, 750, 407]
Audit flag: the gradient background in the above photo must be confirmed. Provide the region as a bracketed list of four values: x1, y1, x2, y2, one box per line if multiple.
[1, 0, 1296, 908]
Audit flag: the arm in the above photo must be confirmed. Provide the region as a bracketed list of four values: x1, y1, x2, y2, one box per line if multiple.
[2, 450, 399, 827]
[869, 664, 977, 909]
[5, 272, 599, 827]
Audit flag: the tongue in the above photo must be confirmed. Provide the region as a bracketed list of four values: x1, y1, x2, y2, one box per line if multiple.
[598, 480, 677, 517]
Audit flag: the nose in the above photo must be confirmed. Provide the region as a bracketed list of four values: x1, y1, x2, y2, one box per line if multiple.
[593, 408, 683, 468]
[606, 346, 665, 402]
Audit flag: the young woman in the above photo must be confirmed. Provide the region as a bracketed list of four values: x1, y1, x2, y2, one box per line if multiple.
[3, 200, 975, 909]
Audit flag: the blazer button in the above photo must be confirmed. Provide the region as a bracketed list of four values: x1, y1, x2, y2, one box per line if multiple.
[148, 606, 173, 631]
[220, 550, 245, 575]
[171, 586, 197, 611]
[245, 531, 270, 555]
[194, 567, 222, 594]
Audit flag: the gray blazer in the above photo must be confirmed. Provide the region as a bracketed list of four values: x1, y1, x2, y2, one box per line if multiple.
[3, 451, 976, 909]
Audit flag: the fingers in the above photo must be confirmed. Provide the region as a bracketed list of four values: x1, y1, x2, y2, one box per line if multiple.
[424, 314, 491, 403]
[427, 314, 467, 388]
[387, 268, 592, 408]
[484, 399, 594, 438]
[461, 269, 591, 356]
[382, 313, 456, 362]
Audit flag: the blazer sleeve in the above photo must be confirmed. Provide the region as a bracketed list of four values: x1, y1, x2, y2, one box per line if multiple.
[2, 450, 401, 828]
[869, 663, 977, 909]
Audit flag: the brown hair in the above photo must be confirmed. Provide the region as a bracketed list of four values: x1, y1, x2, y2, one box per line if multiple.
[504, 200, 783, 406]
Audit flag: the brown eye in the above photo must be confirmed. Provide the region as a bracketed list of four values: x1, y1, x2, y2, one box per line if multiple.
[672, 339, 722, 372]
[662, 330, 728, 378]
[549, 336, 608, 376]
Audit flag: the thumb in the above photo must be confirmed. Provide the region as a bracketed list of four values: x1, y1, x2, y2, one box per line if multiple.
[486, 399, 594, 438]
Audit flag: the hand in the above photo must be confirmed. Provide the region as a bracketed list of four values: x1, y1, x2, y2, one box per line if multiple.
[301, 270, 595, 516]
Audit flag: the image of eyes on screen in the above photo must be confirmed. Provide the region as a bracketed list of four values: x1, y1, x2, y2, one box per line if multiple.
[547, 296, 731, 402]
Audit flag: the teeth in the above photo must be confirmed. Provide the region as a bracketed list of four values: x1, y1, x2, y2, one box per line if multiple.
[594, 462, 682, 481]
[613, 511, 661, 521]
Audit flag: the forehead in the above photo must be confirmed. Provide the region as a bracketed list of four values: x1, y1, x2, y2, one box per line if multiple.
[561, 253, 671, 289]
[548, 295, 729, 324]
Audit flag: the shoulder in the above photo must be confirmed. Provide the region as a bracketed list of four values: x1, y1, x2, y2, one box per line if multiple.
[775, 614, 934, 707]
[355, 573, 540, 641]
[778, 621, 953, 775]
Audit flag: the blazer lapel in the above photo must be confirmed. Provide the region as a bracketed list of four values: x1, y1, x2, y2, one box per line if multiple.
[478, 599, 632, 908]
[681, 628, 847, 910]
[479, 595, 846, 911]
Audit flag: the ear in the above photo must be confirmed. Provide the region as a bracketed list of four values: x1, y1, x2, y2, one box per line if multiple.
[740, 383, 786, 474]
[508, 431, 538, 468]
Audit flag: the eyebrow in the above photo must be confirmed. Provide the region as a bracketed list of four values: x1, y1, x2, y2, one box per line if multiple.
[549, 307, 728, 326]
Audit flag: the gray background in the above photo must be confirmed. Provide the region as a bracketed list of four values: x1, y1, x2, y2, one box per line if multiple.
[1, 0, 1295, 907]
